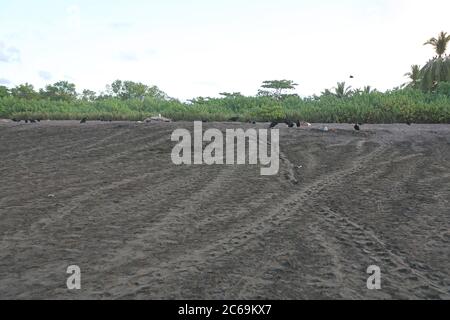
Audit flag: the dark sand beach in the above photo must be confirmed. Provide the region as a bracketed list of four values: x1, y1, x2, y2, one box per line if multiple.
[0, 121, 449, 299]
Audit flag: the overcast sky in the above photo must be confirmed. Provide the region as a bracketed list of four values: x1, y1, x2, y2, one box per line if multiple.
[0, 0, 449, 100]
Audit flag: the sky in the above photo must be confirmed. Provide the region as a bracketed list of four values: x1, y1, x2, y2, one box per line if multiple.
[0, 0, 449, 100]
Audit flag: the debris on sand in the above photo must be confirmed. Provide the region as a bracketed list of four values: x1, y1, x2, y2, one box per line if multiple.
[270, 119, 309, 129]
[17, 119, 39, 124]
[297, 121, 312, 128]
[270, 122, 289, 129]
[322, 126, 329, 132]
[144, 115, 173, 123]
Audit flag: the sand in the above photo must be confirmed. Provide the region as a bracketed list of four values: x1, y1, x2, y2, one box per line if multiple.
[0, 121, 449, 299]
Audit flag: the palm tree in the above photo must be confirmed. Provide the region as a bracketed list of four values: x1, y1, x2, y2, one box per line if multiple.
[353, 86, 377, 95]
[421, 31, 450, 91]
[403, 65, 422, 89]
[333, 82, 353, 98]
[420, 58, 450, 91]
[320, 88, 333, 97]
[363, 86, 377, 94]
[424, 31, 450, 58]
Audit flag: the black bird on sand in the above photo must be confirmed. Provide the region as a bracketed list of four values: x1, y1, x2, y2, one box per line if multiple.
[25, 120, 29, 123]
[286, 120, 296, 128]
[269, 121, 278, 129]
[270, 119, 297, 129]
[354, 123, 361, 131]
[350, 75, 354, 79]
[80, 118, 87, 124]
[11, 118, 21, 122]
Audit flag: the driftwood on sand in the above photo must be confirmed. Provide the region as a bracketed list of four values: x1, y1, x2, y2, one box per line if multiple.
[144, 115, 173, 123]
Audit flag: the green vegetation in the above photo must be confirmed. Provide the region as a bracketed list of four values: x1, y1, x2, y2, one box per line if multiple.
[1, 32, 450, 123]
[415, 31, 450, 91]
[1, 87, 449, 123]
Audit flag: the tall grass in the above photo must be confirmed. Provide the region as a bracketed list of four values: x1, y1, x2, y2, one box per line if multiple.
[1, 89, 450, 123]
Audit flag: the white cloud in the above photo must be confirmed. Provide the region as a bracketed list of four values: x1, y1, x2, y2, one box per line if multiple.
[67, 5, 81, 31]
[0, 42, 20, 63]
[0, 78, 11, 85]
[118, 51, 139, 62]
[109, 22, 133, 30]
[38, 70, 52, 81]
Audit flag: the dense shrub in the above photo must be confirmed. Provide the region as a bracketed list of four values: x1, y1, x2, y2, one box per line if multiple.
[1, 87, 450, 123]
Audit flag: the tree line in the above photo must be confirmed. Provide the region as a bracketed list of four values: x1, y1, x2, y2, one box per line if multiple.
[0, 80, 172, 102]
